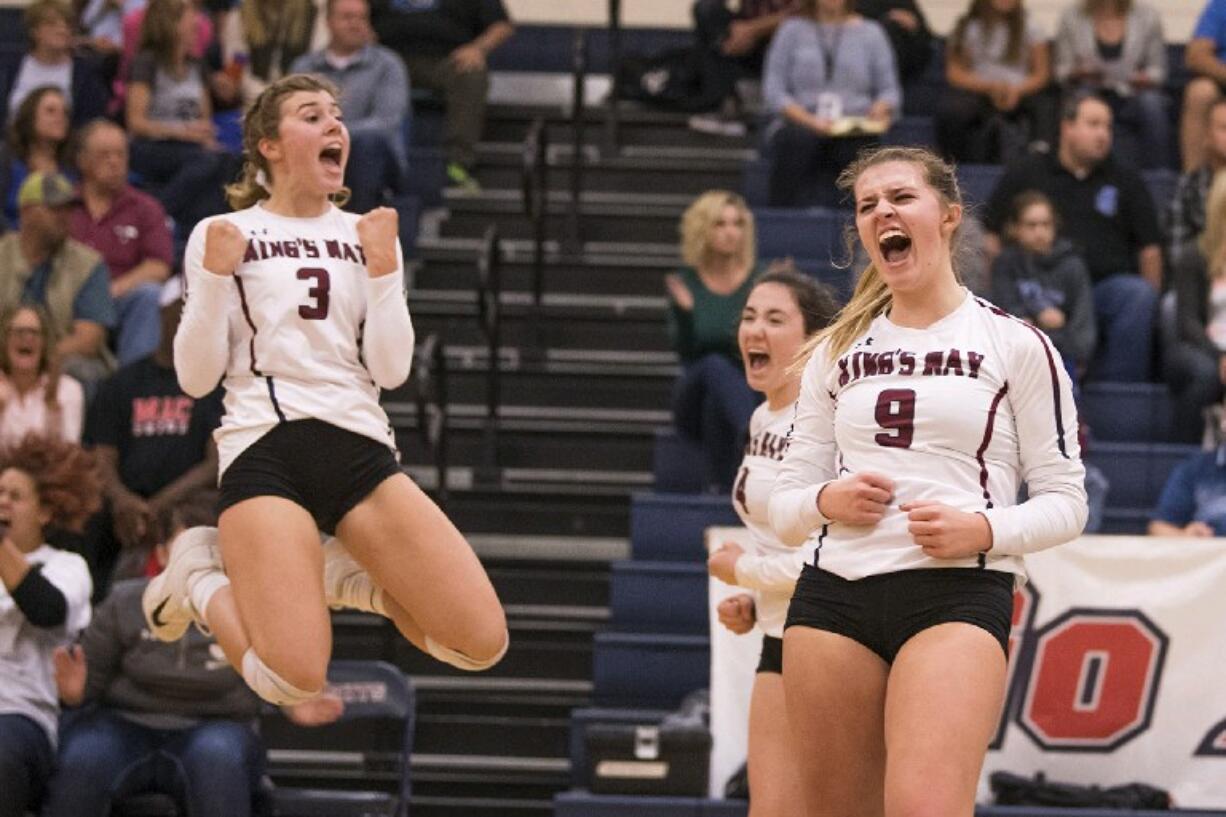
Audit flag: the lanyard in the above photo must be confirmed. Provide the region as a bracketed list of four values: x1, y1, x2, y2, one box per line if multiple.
[817, 22, 844, 80]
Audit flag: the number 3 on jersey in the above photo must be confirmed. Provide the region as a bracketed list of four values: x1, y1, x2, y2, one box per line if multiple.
[874, 388, 915, 448]
[297, 267, 331, 320]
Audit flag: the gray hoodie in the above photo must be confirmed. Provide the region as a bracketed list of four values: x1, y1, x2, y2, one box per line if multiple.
[78, 579, 260, 729]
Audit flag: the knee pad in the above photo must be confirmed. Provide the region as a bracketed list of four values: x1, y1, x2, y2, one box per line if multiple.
[241, 649, 321, 706]
[425, 632, 508, 672]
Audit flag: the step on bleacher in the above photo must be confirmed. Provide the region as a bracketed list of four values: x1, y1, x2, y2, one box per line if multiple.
[630, 493, 740, 562]
[609, 561, 708, 635]
[592, 632, 708, 709]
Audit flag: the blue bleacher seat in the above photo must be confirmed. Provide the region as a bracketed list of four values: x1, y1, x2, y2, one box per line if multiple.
[1084, 442, 1199, 510]
[554, 791, 706, 817]
[1142, 167, 1179, 213]
[609, 561, 708, 634]
[568, 707, 671, 789]
[884, 115, 937, 149]
[957, 163, 1005, 209]
[405, 147, 446, 207]
[653, 429, 706, 493]
[1081, 382, 1174, 443]
[630, 493, 740, 562]
[754, 207, 847, 263]
[1100, 507, 1150, 536]
[592, 632, 709, 708]
[791, 258, 856, 304]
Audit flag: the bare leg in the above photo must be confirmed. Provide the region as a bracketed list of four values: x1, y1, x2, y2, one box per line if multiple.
[883, 623, 1007, 817]
[747, 671, 807, 817]
[783, 627, 888, 817]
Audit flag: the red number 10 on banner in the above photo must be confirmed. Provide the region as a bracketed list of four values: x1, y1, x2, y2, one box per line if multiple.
[990, 585, 1170, 752]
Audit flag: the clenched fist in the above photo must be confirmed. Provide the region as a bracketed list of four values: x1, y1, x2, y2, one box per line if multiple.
[817, 471, 894, 526]
[201, 220, 248, 277]
[356, 207, 399, 278]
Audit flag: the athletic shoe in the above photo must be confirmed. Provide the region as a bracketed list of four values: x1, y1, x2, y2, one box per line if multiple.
[445, 162, 481, 193]
[323, 536, 381, 614]
[142, 526, 221, 642]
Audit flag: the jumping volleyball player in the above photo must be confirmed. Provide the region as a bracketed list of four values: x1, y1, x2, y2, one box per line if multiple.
[769, 146, 1087, 817]
[143, 74, 507, 706]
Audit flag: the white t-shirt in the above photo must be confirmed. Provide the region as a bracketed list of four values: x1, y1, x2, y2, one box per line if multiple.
[957, 14, 1047, 86]
[0, 546, 92, 746]
[0, 374, 84, 450]
[176, 203, 414, 477]
[769, 291, 1087, 583]
[731, 401, 806, 639]
[7, 56, 72, 118]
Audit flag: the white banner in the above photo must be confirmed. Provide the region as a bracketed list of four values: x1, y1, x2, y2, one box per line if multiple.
[705, 531, 1226, 809]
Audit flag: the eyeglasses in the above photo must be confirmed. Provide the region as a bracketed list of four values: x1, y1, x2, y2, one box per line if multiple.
[7, 327, 41, 339]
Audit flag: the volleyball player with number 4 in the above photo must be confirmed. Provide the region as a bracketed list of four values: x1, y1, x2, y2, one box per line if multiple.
[142, 74, 507, 707]
[769, 145, 1087, 817]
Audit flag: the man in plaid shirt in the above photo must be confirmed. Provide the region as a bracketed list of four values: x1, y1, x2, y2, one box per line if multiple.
[1168, 97, 1226, 267]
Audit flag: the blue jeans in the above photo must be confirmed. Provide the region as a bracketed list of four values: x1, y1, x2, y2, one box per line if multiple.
[1107, 88, 1173, 171]
[41, 708, 265, 817]
[344, 128, 408, 214]
[767, 122, 876, 207]
[672, 353, 761, 492]
[1092, 274, 1157, 382]
[114, 282, 162, 366]
[0, 713, 53, 817]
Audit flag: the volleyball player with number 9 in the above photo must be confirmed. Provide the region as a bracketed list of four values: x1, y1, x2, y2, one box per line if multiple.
[769, 146, 1087, 817]
[141, 73, 507, 706]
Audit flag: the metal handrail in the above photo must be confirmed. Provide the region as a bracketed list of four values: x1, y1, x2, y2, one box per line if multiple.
[521, 117, 548, 308]
[568, 28, 588, 252]
[412, 332, 449, 507]
[604, 0, 623, 153]
[475, 224, 502, 479]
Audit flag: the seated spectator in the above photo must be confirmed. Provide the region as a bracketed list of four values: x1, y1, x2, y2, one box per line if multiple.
[1164, 171, 1226, 444]
[857, 0, 934, 84]
[990, 190, 1096, 386]
[69, 120, 172, 367]
[667, 191, 762, 492]
[1169, 97, 1226, 269]
[0, 435, 98, 817]
[1053, 0, 1169, 170]
[0, 0, 110, 130]
[42, 501, 343, 817]
[0, 172, 116, 394]
[78, 0, 148, 58]
[937, 0, 1053, 164]
[1181, 0, 1226, 172]
[1149, 425, 1226, 536]
[762, 0, 899, 207]
[292, 0, 409, 214]
[687, 0, 798, 137]
[83, 277, 220, 597]
[115, 0, 219, 114]
[0, 305, 84, 448]
[985, 92, 1162, 383]
[219, 0, 327, 105]
[371, 0, 514, 192]
[125, 0, 233, 233]
[0, 86, 71, 231]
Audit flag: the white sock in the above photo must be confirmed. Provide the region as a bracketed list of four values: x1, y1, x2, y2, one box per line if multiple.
[188, 571, 230, 630]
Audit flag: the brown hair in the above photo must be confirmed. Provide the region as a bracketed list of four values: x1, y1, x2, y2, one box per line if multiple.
[751, 266, 838, 336]
[796, 145, 964, 366]
[241, 0, 317, 73]
[138, 0, 190, 71]
[0, 435, 101, 533]
[155, 492, 218, 545]
[0, 305, 65, 430]
[7, 86, 69, 164]
[950, 0, 1027, 67]
[679, 190, 756, 272]
[797, 0, 856, 14]
[1008, 189, 1060, 233]
[226, 73, 350, 210]
[23, 0, 71, 41]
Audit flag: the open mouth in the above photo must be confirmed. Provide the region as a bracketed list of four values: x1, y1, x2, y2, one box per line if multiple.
[319, 145, 343, 170]
[746, 351, 770, 372]
[878, 229, 912, 265]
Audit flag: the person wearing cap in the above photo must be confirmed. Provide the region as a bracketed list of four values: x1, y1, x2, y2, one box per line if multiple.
[0, 170, 116, 395]
[69, 120, 173, 367]
[82, 275, 221, 597]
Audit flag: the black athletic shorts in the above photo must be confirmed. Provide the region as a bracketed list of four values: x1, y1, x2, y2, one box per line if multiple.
[218, 418, 401, 534]
[756, 634, 783, 675]
[784, 564, 1014, 664]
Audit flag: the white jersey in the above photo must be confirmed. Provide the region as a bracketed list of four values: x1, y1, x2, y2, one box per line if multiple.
[177, 203, 415, 477]
[731, 401, 806, 638]
[769, 291, 1087, 582]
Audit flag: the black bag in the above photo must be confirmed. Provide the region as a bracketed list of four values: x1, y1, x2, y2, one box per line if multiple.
[585, 721, 712, 796]
[990, 771, 1172, 809]
[613, 47, 724, 113]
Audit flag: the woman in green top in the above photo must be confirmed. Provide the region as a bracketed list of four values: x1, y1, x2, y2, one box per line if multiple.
[666, 190, 763, 491]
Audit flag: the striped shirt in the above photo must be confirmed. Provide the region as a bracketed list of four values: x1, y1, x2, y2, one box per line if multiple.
[769, 290, 1087, 582]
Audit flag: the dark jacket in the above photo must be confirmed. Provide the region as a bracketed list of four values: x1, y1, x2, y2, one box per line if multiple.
[78, 578, 260, 728]
[856, 0, 933, 82]
[990, 238, 1097, 366]
[1172, 248, 1223, 358]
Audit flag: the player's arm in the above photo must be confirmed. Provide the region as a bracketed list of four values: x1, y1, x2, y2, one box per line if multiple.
[734, 548, 805, 593]
[979, 327, 1088, 556]
[176, 220, 241, 398]
[768, 346, 838, 547]
[357, 210, 415, 389]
